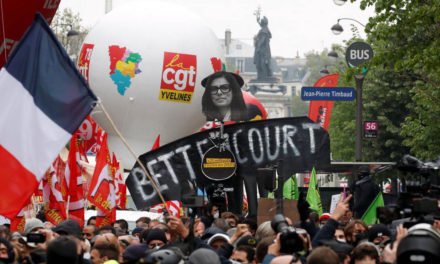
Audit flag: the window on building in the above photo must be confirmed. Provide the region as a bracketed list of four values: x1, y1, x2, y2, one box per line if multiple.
[236, 59, 244, 73]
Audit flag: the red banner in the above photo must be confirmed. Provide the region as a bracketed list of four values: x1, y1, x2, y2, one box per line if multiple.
[0, 1, 60, 68]
[308, 74, 340, 130]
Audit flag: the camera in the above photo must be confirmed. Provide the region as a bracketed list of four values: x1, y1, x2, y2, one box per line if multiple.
[271, 214, 304, 254]
[26, 233, 45, 243]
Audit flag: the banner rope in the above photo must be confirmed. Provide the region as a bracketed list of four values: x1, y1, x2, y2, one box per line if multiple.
[98, 100, 169, 213]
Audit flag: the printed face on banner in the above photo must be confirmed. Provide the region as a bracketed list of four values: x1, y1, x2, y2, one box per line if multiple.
[159, 52, 197, 103]
[210, 77, 233, 107]
[77, 43, 94, 82]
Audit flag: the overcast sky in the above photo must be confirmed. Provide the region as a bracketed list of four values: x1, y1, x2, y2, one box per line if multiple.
[58, 0, 375, 58]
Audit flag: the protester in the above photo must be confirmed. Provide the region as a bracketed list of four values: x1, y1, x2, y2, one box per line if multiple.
[90, 243, 119, 264]
[0, 237, 15, 264]
[306, 246, 339, 264]
[83, 225, 98, 242]
[351, 242, 380, 264]
[46, 236, 78, 264]
[5, 189, 440, 264]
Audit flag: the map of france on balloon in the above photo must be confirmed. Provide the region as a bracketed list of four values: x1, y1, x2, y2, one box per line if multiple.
[109, 45, 142, 95]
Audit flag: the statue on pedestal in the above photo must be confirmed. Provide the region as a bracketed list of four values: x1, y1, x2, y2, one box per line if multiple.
[253, 8, 273, 81]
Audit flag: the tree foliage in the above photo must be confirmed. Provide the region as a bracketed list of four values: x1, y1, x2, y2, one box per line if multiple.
[51, 8, 88, 59]
[331, 0, 440, 161]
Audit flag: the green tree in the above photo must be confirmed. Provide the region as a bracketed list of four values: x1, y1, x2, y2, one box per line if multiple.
[290, 95, 308, 117]
[51, 8, 88, 60]
[355, 0, 440, 160]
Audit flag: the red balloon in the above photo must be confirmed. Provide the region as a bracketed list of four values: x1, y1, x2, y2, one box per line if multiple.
[242, 91, 268, 120]
[0, 1, 60, 68]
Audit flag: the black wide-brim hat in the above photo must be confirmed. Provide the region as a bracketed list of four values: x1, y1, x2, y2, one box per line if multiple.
[201, 71, 244, 88]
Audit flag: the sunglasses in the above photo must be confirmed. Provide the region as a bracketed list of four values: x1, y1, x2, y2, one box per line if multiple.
[209, 84, 231, 95]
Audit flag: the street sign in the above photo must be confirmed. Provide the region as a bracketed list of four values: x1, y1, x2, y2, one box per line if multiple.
[364, 121, 378, 138]
[301, 87, 356, 101]
[346, 41, 374, 68]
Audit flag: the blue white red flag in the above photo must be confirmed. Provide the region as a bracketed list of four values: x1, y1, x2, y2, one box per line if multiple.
[0, 14, 97, 219]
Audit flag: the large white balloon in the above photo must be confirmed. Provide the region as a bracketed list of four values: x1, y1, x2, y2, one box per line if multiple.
[78, 1, 222, 168]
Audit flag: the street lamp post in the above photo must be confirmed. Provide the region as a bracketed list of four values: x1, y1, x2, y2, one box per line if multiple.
[333, 0, 347, 6]
[331, 18, 366, 35]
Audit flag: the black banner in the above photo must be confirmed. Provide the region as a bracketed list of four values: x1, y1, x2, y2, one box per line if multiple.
[126, 117, 331, 211]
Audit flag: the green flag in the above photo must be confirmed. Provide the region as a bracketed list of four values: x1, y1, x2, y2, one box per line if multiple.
[283, 175, 299, 200]
[267, 175, 299, 200]
[306, 167, 323, 215]
[361, 192, 385, 225]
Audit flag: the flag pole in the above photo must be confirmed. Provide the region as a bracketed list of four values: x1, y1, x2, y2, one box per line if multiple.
[98, 101, 169, 212]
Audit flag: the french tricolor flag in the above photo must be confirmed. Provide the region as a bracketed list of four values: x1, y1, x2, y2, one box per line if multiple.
[0, 14, 97, 219]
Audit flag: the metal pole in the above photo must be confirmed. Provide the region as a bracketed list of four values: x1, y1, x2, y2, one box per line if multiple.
[105, 0, 113, 14]
[354, 74, 365, 161]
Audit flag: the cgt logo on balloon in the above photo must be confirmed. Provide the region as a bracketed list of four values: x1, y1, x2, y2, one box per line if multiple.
[159, 52, 197, 104]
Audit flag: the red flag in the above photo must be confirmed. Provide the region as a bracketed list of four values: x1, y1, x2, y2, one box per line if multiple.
[66, 134, 85, 227]
[151, 135, 161, 150]
[308, 74, 340, 130]
[44, 156, 68, 225]
[210, 57, 222, 73]
[77, 116, 106, 155]
[150, 200, 182, 218]
[88, 134, 115, 215]
[112, 153, 126, 209]
[96, 207, 116, 228]
[0, 1, 60, 68]
[10, 207, 27, 232]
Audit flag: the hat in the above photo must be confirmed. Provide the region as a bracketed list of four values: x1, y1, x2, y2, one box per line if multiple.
[201, 226, 226, 241]
[368, 224, 391, 242]
[24, 218, 44, 235]
[123, 244, 148, 262]
[132, 227, 144, 236]
[320, 213, 331, 221]
[236, 235, 258, 248]
[52, 219, 82, 239]
[145, 228, 167, 244]
[201, 71, 244, 88]
[319, 239, 353, 255]
[188, 248, 221, 264]
[207, 233, 230, 246]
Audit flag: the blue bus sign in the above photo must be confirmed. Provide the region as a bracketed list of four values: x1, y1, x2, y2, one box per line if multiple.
[301, 87, 356, 101]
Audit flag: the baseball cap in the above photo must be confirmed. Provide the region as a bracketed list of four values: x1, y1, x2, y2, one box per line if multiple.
[320, 213, 331, 221]
[368, 224, 391, 242]
[24, 218, 44, 235]
[235, 235, 258, 248]
[207, 233, 230, 246]
[52, 219, 82, 239]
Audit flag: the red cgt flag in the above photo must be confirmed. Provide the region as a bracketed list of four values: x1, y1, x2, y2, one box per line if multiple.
[112, 153, 126, 209]
[88, 134, 116, 215]
[66, 134, 85, 227]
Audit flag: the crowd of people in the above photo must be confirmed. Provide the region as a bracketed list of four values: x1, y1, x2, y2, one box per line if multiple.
[1, 193, 440, 264]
